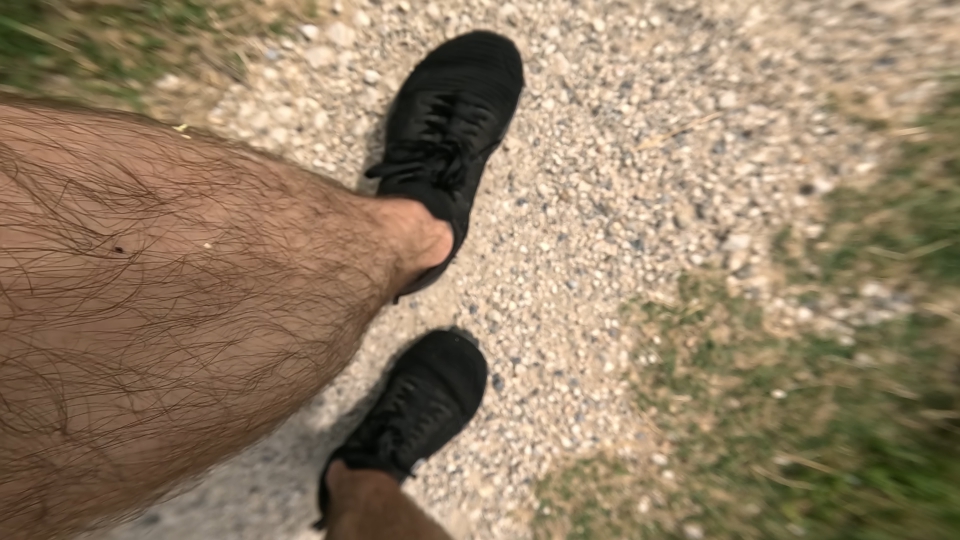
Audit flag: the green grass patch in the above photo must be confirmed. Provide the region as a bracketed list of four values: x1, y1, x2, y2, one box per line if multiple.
[801, 81, 960, 287]
[534, 457, 655, 540]
[535, 275, 959, 540]
[532, 82, 960, 539]
[640, 278, 957, 540]
[0, 0, 319, 108]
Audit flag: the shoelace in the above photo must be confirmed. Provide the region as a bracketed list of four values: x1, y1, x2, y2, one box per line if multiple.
[365, 93, 495, 192]
[365, 138, 470, 192]
[348, 375, 454, 477]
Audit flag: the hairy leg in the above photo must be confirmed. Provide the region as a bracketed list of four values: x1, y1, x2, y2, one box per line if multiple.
[0, 99, 452, 539]
[324, 462, 454, 540]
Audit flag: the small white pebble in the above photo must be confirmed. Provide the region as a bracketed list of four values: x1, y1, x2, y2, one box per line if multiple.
[859, 281, 886, 298]
[651, 453, 668, 466]
[771, 389, 787, 399]
[683, 523, 704, 540]
[787, 523, 807, 536]
[717, 90, 738, 109]
[853, 352, 875, 367]
[363, 69, 381, 85]
[299, 24, 320, 42]
[353, 10, 371, 27]
[313, 111, 328, 130]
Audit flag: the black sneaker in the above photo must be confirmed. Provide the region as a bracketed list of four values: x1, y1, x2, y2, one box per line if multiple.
[315, 329, 488, 529]
[366, 31, 524, 299]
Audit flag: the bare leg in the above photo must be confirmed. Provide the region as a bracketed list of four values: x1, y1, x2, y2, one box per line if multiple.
[324, 462, 454, 540]
[0, 99, 453, 539]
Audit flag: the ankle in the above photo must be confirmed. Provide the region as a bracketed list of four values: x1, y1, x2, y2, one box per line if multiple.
[326, 461, 400, 512]
[364, 197, 454, 280]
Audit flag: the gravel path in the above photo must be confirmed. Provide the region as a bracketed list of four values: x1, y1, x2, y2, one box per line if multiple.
[100, 1, 958, 539]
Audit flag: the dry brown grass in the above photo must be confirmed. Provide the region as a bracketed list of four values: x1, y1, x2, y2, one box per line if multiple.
[1, 0, 327, 114]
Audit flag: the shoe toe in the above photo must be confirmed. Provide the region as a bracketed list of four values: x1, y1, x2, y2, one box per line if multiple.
[396, 329, 488, 414]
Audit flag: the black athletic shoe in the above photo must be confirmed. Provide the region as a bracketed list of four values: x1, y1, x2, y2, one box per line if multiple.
[366, 31, 524, 299]
[314, 329, 488, 529]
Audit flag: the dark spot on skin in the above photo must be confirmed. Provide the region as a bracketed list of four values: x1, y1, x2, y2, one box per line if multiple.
[114, 246, 125, 254]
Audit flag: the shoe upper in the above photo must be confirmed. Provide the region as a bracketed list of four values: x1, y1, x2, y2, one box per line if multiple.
[332, 370, 465, 482]
[319, 330, 488, 521]
[370, 31, 523, 186]
[366, 31, 524, 296]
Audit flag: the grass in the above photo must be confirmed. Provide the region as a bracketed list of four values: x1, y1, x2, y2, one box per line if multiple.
[534, 457, 653, 540]
[646, 279, 955, 539]
[532, 84, 960, 539]
[0, 0, 319, 109]
[779, 81, 960, 288]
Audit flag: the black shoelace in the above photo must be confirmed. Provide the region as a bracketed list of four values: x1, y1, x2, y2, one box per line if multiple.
[365, 93, 497, 191]
[365, 138, 469, 192]
[348, 374, 454, 477]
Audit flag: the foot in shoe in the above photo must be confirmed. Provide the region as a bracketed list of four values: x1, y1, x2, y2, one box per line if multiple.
[366, 31, 524, 298]
[315, 328, 488, 528]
